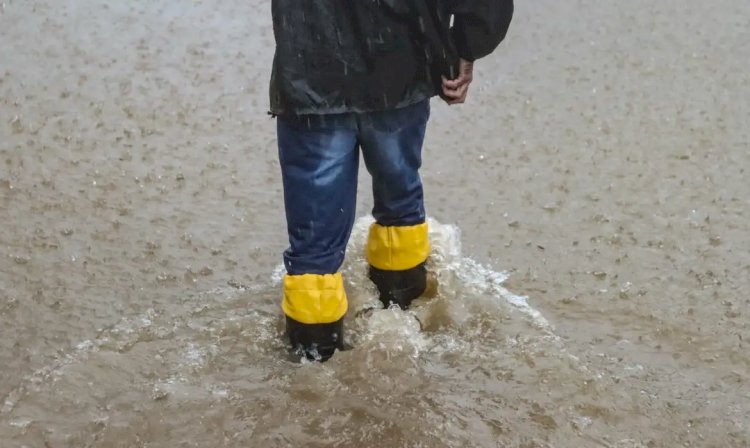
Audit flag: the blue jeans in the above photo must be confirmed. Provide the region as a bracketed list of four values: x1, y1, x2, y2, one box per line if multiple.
[278, 100, 430, 275]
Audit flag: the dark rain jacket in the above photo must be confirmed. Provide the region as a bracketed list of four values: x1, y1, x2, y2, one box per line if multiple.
[269, 0, 514, 115]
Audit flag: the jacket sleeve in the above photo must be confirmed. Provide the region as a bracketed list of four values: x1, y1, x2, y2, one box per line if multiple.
[449, 0, 514, 61]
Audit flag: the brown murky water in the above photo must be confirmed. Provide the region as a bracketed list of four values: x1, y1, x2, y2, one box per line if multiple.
[1, 0, 749, 447]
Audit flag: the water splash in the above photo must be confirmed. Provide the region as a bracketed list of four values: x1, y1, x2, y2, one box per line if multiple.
[342, 216, 558, 342]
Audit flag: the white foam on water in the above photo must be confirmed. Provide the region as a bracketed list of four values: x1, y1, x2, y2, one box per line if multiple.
[352, 306, 429, 358]
[270, 263, 286, 286]
[459, 257, 554, 334]
[181, 342, 208, 368]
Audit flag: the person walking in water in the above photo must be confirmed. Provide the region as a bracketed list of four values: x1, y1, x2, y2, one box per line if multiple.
[270, 1, 514, 361]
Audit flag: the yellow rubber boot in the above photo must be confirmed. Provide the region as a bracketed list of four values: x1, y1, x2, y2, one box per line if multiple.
[283, 273, 347, 361]
[367, 222, 430, 309]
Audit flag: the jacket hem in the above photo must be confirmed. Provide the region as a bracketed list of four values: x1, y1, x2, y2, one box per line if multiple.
[270, 91, 437, 117]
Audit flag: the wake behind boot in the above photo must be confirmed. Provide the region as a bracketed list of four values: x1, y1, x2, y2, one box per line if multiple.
[282, 273, 348, 362]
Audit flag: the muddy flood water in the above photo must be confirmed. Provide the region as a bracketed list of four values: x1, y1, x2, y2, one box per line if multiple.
[1, 0, 749, 447]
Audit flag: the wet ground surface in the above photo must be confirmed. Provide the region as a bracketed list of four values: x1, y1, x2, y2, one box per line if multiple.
[1, 0, 749, 446]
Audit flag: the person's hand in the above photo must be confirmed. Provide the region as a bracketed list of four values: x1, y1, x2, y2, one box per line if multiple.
[441, 59, 474, 105]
